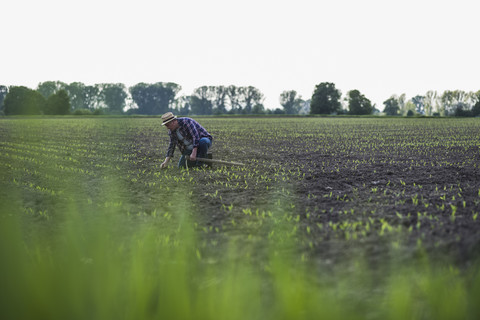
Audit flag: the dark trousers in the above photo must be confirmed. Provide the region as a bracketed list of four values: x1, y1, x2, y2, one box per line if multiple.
[178, 138, 212, 168]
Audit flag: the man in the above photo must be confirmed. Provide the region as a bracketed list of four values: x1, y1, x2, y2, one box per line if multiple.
[160, 112, 213, 169]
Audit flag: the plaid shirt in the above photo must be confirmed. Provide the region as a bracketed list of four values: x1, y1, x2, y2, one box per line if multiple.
[166, 117, 213, 157]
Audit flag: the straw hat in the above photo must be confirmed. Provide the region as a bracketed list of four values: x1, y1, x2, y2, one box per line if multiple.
[161, 112, 177, 125]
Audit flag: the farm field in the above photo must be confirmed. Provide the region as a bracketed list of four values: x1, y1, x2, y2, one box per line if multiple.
[1, 116, 480, 319]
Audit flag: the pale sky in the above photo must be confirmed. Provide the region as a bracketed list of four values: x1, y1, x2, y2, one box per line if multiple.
[1, 0, 479, 109]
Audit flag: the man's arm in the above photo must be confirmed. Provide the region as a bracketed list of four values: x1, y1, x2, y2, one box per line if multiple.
[189, 147, 198, 161]
[162, 132, 176, 168]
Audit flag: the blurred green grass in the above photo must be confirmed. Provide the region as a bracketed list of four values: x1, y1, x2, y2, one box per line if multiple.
[1, 194, 480, 320]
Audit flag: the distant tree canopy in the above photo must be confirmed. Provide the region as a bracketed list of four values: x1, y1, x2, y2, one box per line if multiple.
[99, 83, 128, 114]
[440, 90, 479, 116]
[210, 86, 228, 114]
[45, 90, 71, 115]
[346, 90, 373, 115]
[37, 81, 67, 99]
[242, 86, 264, 114]
[383, 96, 400, 115]
[411, 95, 425, 115]
[252, 103, 265, 114]
[0, 85, 8, 112]
[38, 81, 101, 111]
[190, 86, 213, 115]
[280, 90, 303, 114]
[65, 82, 100, 110]
[472, 92, 480, 117]
[186, 85, 265, 115]
[129, 82, 181, 115]
[310, 82, 341, 115]
[424, 91, 437, 116]
[227, 85, 241, 113]
[3, 86, 46, 115]
[2, 80, 479, 116]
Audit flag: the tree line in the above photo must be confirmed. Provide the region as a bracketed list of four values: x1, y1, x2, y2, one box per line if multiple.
[310, 83, 480, 117]
[0, 82, 272, 116]
[1, 81, 479, 116]
[382, 91, 480, 117]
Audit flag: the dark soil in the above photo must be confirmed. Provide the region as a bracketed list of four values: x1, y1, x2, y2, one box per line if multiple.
[293, 149, 480, 267]
[182, 118, 480, 268]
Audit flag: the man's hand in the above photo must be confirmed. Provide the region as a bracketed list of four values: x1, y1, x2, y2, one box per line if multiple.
[160, 157, 171, 169]
[189, 148, 198, 161]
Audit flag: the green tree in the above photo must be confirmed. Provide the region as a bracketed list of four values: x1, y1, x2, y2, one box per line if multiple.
[0, 85, 8, 113]
[98, 83, 127, 114]
[212, 86, 228, 114]
[454, 104, 472, 117]
[441, 90, 471, 115]
[298, 100, 311, 115]
[130, 82, 181, 115]
[346, 89, 373, 115]
[472, 90, 480, 117]
[310, 82, 341, 114]
[466, 91, 478, 109]
[440, 91, 452, 115]
[171, 95, 191, 115]
[252, 104, 266, 114]
[37, 81, 67, 99]
[45, 90, 71, 115]
[383, 96, 400, 115]
[280, 90, 303, 114]
[65, 82, 87, 110]
[190, 86, 213, 115]
[411, 95, 425, 114]
[398, 93, 407, 115]
[38, 82, 101, 111]
[84, 85, 101, 110]
[3, 86, 46, 115]
[424, 91, 437, 116]
[405, 101, 416, 115]
[240, 86, 264, 114]
[227, 85, 241, 113]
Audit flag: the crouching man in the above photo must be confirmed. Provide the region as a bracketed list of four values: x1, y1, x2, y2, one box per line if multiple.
[159, 112, 213, 169]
